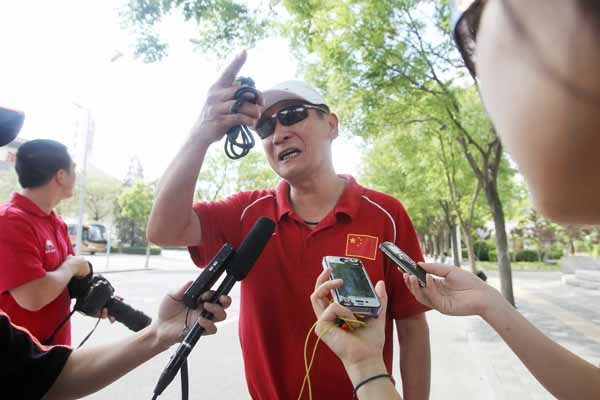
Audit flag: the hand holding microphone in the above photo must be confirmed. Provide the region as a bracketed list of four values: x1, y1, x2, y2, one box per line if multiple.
[152, 216, 276, 398]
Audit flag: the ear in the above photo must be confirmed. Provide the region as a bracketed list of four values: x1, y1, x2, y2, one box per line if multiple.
[327, 113, 339, 140]
[55, 169, 67, 185]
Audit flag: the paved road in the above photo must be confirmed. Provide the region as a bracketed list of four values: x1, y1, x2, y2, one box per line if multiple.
[70, 253, 600, 399]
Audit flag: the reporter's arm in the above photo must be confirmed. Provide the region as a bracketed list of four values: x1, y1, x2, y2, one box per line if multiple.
[345, 358, 400, 400]
[46, 284, 231, 400]
[9, 256, 89, 311]
[396, 314, 430, 400]
[405, 264, 600, 400]
[46, 323, 166, 400]
[482, 293, 600, 400]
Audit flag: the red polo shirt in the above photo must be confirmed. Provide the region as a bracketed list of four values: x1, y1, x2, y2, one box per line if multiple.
[0, 193, 74, 345]
[189, 175, 429, 399]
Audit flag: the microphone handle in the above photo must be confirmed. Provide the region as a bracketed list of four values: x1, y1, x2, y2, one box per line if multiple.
[153, 274, 238, 397]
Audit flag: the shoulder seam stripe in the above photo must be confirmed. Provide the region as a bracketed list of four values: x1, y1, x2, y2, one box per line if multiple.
[240, 195, 275, 222]
[361, 195, 397, 243]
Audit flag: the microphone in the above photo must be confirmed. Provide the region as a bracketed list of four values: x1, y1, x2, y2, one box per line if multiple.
[152, 217, 276, 398]
[0, 107, 24, 147]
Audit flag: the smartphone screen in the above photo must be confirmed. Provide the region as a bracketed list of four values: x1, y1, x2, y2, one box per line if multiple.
[329, 259, 375, 298]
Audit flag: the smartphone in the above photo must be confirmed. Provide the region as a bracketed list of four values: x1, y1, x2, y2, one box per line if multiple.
[322, 256, 381, 318]
[379, 241, 427, 287]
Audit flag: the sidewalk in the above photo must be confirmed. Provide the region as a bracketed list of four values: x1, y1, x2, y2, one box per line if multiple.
[87, 249, 197, 274]
[419, 269, 600, 399]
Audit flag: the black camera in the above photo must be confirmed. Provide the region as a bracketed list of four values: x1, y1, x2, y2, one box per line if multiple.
[68, 264, 152, 332]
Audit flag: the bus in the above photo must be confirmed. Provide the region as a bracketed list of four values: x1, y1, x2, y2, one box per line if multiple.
[67, 223, 108, 255]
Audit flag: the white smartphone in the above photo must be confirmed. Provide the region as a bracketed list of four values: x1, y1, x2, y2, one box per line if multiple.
[322, 256, 381, 318]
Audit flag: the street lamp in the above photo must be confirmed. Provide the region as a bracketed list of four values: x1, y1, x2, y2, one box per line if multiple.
[72, 102, 93, 256]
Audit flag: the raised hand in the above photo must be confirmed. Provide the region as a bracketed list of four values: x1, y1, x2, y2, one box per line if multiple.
[190, 50, 263, 145]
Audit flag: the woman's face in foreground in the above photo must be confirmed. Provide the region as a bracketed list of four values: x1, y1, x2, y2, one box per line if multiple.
[476, 0, 600, 224]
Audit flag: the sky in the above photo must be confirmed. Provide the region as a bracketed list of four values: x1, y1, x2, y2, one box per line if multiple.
[0, 0, 362, 182]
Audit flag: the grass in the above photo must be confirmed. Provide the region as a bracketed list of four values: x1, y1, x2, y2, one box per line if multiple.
[477, 261, 561, 271]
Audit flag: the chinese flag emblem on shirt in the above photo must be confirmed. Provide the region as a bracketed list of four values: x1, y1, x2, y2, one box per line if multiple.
[345, 234, 379, 260]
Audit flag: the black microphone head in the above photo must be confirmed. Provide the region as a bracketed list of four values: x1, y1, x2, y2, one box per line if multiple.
[0, 107, 24, 147]
[227, 217, 275, 280]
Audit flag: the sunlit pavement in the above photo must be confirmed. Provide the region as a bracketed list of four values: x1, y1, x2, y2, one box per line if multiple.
[72, 253, 600, 399]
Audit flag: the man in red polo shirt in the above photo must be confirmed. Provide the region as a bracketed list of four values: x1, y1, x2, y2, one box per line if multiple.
[148, 52, 431, 399]
[0, 139, 90, 345]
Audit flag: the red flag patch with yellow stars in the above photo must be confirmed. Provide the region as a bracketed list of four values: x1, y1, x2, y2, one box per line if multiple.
[345, 234, 379, 260]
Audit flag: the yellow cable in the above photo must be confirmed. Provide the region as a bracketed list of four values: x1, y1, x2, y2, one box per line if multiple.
[297, 317, 367, 400]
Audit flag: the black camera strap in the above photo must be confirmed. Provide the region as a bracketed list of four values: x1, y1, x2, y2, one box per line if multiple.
[43, 309, 76, 346]
[43, 309, 102, 349]
[77, 316, 102, 349]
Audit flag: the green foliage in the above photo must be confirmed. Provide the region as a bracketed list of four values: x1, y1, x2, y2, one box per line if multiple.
[516, 249, 540, 262]
[195, 147, 278, 201]
[84, 172, 122, 222]
[116, 179, 154, 247]
[478, 261, 560, 271]
[0, 169, 19, 203]
[123, 0, 271, 60]
[118, 180, 154, 225]
[473, 241, 492, 262]
[110, 245, 162, 255]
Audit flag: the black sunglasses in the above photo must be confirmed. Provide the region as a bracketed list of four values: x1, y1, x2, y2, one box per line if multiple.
[452, 0, 487, 79]
[255, 104, 330, 139]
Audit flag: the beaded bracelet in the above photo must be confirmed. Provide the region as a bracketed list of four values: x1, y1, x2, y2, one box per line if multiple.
[352, 373, 395, 398]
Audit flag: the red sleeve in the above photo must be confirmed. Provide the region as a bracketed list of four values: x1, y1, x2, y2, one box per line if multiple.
[385, 202, 431, 320]
[0, 216, 46, 294]
[188, 192, 251, 267]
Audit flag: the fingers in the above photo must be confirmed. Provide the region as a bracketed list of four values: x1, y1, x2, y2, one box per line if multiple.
[218, 295, 232, 309]
[202, 302, 228, 322]
[310, 270, 342, 317]
[169, 281, 193, 302]
[373, 281, 388, 320]
[418, 262, 453, 278]
[196, 316, 218, 335]
[314, 268, 332, 291]
[403, 274, 433, 308]
[318, 302, 355, 326]
[215, 51, 247, 88]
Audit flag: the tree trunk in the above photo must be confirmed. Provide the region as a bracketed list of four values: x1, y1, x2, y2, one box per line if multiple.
[450, 224, 460, 267]
[461, 226, 478, 274]
[485, 183, 515, 306]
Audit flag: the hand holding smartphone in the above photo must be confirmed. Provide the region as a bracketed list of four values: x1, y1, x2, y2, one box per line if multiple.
[379, 241, 427, 287]
[322, 256, 381, 318]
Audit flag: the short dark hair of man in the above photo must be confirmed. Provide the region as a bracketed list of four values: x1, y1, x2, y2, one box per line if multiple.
[15, 139, 72, 189]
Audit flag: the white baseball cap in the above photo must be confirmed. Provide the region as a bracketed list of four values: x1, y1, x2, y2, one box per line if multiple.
[262, 80, 329, 111]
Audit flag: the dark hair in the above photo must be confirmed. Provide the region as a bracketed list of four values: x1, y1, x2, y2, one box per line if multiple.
[15, 139, 72, 188]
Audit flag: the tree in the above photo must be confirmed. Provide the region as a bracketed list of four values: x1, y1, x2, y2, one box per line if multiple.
[122, 0, 270, 61]
[0, 169, 19, 203]
[235, 150, 279, 192]
[194, 146, 279, 201]
[123, 156, 144, 187]
[117, 180, 154, 247]
[84, 172, 122, 222]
